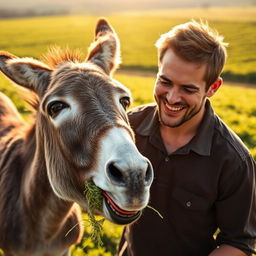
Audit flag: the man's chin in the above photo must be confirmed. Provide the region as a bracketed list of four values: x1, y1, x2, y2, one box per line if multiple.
[159, 115, 186, 128]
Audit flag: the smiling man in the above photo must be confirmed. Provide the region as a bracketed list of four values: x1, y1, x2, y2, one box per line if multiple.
[118, 21, 256, 256]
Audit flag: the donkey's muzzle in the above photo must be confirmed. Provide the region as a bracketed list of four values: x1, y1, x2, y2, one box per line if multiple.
[106, 161, 153, 188]
[102, 160, 153, 224]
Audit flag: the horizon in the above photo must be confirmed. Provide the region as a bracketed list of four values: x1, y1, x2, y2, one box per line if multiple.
[0, 0, 254, 16]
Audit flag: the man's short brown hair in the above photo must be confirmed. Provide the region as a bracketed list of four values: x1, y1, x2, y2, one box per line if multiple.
[155, 20, 228, 89]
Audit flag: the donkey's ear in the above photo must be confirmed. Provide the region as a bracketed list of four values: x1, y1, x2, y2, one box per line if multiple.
[0, 51, 52, 97]
[86, 18, 121, 76]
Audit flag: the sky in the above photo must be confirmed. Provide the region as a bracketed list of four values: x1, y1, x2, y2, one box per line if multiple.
[0, 0, 254, 14]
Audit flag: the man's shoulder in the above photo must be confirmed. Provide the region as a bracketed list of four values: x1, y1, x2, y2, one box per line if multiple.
[214, 115, 251, 162]
[127, 103, 157, 134]
[128, 103, 156, 121]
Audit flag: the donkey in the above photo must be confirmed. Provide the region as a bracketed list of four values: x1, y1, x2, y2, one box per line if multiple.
[0, 19, 153, 256]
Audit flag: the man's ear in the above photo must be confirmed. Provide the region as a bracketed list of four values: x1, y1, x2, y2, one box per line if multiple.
[206, 77, 223, 97]
[0, 51, 52, 97]
[86, 18, 121, 76]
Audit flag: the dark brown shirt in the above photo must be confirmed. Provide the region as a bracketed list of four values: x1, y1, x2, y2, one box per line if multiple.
[119, 100, 256, 256]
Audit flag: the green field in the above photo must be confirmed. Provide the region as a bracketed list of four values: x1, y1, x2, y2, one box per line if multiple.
[1, 6, 256, 83]
[0, 8, 256, 255]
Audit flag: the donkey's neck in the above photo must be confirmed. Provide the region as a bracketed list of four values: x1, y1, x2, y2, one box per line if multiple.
[22, 124, 79, 241]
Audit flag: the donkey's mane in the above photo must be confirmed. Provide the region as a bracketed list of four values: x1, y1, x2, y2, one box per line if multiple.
[41, 46, 84, 69]
[22, 47, 84, 110]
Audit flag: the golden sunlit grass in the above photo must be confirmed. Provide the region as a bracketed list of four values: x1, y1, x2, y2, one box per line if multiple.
[0, 8, 256, 82]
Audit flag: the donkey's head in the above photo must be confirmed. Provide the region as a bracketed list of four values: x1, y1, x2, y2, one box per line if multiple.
[0, 19, 153, 224]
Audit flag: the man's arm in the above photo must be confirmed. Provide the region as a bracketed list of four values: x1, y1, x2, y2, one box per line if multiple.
[214, 154, 256, 255]
[209, 244, 247, 256]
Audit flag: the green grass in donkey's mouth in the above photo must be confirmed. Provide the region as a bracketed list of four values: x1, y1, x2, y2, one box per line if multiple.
[84, 181, 105, 247]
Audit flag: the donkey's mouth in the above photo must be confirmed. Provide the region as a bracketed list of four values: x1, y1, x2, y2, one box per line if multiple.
[102, 191, 141, 225]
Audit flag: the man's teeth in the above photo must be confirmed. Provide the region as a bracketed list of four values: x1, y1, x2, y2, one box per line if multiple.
[166, 104, 184, 111]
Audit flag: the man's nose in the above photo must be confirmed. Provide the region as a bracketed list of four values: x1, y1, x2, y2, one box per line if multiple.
[166, 87, 181, 104]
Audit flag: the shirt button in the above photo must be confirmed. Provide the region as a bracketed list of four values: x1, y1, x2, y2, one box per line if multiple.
[165, 156, 169, 162]
[186, 201, 192, 207]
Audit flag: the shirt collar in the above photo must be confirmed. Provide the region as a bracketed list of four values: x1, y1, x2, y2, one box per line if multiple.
[187, 100, 215, 156]
[135, 100, 215, 156]
[136, 104, 159, 136]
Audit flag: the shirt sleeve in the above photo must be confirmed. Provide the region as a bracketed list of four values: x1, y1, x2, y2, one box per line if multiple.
[215, 154, 256, 255]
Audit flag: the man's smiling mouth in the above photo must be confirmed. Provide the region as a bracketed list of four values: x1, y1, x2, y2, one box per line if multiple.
[164, 102, 187, 113]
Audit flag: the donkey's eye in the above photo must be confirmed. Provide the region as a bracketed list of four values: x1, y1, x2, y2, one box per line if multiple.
[47, 101, 69, 117]
[120, 97, 130, 110]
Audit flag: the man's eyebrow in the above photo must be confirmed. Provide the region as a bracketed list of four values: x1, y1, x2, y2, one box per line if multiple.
[159, 75, 200, 90]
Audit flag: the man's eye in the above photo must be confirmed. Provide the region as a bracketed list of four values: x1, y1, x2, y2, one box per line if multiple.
[120, 97, 130, 110]
[47, 101, 69, 117]
[159, 79, 170, 86]
[184, 88, 197, 94]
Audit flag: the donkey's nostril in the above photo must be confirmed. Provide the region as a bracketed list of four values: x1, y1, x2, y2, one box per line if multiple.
[107, 163, 125, 186]
[145, 163, 153, 186]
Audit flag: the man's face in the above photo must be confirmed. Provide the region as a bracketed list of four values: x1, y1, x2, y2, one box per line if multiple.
[154, 48, 210, 128]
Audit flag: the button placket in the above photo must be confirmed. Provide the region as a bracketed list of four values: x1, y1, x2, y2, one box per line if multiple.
[186, 201, 192, 208]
